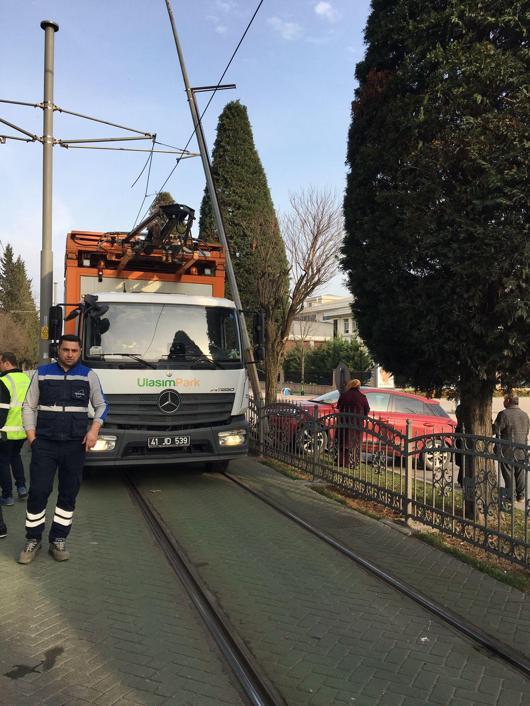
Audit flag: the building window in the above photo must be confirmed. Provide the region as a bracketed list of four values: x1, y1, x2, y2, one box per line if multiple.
[333, 319, 338, 338]
[344, 318, 350, 334]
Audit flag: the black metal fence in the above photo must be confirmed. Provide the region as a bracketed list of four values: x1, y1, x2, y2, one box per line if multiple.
[247, 399, 530, 567]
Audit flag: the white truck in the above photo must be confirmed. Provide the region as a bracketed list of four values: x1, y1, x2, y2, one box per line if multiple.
[50, 203, 262, 469]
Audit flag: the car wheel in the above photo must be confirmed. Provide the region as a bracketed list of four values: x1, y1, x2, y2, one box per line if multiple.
[295, 423, 328, 454]
[422, 440, 449, 472]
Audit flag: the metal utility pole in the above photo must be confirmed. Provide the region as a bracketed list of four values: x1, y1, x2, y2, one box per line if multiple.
[3, 22, 176, 365]
[164, 1, 262, 405]
[39, 20, 59, 362]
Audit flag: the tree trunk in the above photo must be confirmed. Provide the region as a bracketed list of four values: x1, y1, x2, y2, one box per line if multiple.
[301, 346, 305, 395]
[264, 318, 285, 404]
[459, 378, 496, 517]
[460, 380, 494, 437]
[265, 355, 279, 404]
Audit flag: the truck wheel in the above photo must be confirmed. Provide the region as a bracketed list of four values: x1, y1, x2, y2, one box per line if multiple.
[206, 460, 230, 473]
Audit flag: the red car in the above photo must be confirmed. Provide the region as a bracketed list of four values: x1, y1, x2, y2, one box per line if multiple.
[271, 387, 456, 470]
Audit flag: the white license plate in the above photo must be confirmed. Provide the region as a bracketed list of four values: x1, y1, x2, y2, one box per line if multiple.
[147, 435, 191, 449]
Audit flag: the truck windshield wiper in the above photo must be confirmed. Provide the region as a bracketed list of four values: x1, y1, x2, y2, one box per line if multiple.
[95, 353, 157, 369]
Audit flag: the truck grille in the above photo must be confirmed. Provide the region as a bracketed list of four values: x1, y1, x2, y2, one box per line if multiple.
[103, 393, 235, 431]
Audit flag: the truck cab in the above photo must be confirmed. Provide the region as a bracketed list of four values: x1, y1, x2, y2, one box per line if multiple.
[81, 292, 249, 468]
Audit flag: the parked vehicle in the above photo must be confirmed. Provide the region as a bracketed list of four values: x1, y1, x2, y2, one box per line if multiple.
[269, 388, 456, 470]
[47, 203, 263, 470]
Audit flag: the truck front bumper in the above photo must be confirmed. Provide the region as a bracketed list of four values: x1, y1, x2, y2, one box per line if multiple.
[84, 418, 248, 467]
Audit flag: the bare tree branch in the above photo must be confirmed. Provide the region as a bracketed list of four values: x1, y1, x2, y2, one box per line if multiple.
[280, 187, 344, 345]
[253, 187, 345, 402]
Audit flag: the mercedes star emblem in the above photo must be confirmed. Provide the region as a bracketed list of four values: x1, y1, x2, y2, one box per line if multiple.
[158, 389, 181, 414]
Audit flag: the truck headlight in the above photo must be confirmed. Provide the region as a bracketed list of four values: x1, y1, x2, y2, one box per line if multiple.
[89, 435, 117, 452]
[218, 429, 247, 447]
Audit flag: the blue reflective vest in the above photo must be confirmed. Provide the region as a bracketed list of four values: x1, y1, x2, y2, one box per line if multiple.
[36, 362, 91, 440]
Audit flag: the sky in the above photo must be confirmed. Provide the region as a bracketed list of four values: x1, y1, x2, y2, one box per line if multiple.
[0, 0, 372, 304]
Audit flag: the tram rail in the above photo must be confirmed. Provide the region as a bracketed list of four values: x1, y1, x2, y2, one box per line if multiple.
[222, 471, 530, 680]
[123, 464, 529, 706]
[123, 472, 284, 706]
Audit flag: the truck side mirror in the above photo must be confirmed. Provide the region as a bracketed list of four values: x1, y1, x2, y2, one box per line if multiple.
[48, 305, 63, 341]
[252, 310, 265, 361]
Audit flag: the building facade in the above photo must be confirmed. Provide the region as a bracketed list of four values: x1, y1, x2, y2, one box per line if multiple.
[293, 294, 358, 342]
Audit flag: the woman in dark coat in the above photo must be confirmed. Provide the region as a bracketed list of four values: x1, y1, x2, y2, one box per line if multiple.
[337, 379, 370, 467]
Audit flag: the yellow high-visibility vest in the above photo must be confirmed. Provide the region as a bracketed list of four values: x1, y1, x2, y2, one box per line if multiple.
[0, 372, 31, 440]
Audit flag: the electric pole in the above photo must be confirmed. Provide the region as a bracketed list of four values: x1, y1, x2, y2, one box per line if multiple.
[164, 0, 263, 406]
[39, 20, 59, 362]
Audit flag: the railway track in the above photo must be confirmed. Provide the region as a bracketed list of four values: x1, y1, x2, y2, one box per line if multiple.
[124, 472, 285, 706]
[125, 466, 530, 705]
[223, 471, 530, 680]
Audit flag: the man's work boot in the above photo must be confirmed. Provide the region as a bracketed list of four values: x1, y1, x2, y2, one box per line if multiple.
[49, 538, 70, 562]
[0, 496, 14, 507]
[17, 485, 28, 500]
[0, 522, 7, 538]
[18, 539, 42, 564]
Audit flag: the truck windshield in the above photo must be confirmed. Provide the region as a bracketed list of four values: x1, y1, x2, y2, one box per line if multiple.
[84, 303, 242, 369]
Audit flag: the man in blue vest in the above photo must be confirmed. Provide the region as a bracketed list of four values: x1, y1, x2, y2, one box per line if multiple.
[0, 351, 31, 509]
[19, 334, 108, 564]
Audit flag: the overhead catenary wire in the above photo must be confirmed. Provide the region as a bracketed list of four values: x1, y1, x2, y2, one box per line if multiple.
[131, 137, 157, 225]
[0, 98, 40, 108]
[60, 145, 198, 155]
[129, 138, 197, 190]
[144, 138, 155, 196]
[1, 97, 186, 206]
[130, 0, 265, 228]
[1, 100, 157, 151]
[59, 135, 153, 145]
[131, 136, 157, 190]
[0, 134, 35, 143]
[0, 100, 155, 142]
[53, 106, 153, 136]
[0, 116, 39, 140]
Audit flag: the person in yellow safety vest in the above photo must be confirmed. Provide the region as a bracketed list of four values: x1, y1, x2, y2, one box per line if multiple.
[0, 352, 31, 515]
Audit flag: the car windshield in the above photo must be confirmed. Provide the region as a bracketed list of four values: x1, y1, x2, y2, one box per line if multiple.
[84, 303, 242, 369]
[311, 390, 340, 404]
[310, 389, 391, 412]
[428, 404, 451, 418]
[365, 392, 391, 411]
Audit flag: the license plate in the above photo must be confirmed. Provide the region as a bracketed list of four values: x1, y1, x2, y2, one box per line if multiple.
[147, 435, 191, 449]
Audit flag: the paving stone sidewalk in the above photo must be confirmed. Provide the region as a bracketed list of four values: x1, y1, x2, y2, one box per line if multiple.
[0, 473, 244, 706]
[229, 457, 530, 660]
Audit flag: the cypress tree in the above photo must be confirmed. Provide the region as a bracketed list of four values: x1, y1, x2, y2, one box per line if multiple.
[0, 244, 16, 313]
[199, 101, 289, 401]
[342, 0, 529, 436]
[0, 244, 39, 362]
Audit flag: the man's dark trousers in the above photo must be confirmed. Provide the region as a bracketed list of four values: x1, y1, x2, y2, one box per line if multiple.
[0, 440, 25, 499]
[500, 461, 524, 498]
[26, 439, 85, 542]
